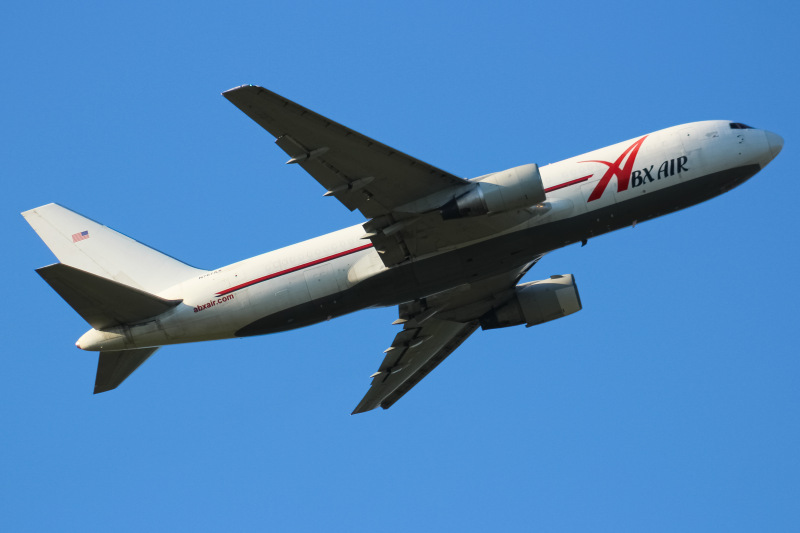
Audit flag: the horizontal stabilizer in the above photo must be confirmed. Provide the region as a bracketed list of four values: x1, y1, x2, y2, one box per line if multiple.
[37, 263, 182, 330]
[95, 348, 159, 393]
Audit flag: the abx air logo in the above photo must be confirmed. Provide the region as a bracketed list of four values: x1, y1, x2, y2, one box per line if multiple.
[580, 136, 648, 202]
[579, 135, 690, 202]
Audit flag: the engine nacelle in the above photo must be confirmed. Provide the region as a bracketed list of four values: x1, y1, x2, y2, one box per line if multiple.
[441, 163, 546, 219]
[480, 274, 582, 330]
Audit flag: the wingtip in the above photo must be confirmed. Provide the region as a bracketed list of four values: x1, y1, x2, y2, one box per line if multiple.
[351, 402, 376, 415]
[222, 85, 245, 97]
[93, 379, 118, 394]
[222, 84, 263, 97]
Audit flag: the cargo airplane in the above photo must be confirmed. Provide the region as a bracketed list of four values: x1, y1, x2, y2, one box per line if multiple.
[23, 86, 783, 413]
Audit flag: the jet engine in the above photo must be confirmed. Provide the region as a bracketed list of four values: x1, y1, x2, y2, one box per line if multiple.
[480, 274, 582, 330]
[441, 163, 546, 219]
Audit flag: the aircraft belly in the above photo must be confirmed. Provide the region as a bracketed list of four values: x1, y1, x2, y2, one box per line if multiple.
[234, 267, 417, 336]
[235, 164, 760, 338]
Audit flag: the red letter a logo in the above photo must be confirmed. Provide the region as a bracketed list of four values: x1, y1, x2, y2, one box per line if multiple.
[580, 136, 648, 202]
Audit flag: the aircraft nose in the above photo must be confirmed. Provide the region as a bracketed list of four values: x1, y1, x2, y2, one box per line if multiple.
[765, 130, 784, 160]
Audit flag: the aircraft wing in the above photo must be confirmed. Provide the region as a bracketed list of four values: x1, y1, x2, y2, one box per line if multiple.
[352, 260, 541, 413]
[353, 319, 479, 414]
[222, 85, 468, 219]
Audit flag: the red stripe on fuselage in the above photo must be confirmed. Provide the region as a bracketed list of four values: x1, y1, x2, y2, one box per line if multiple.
[544, 174, 593, 193]
[215, 175, 590, 298]
[215, 243, 375, 297]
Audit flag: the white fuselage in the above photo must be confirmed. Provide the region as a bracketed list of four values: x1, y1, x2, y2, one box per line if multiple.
[77, 121, 781, 351]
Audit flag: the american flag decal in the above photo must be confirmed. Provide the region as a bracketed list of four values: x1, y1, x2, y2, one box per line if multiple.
[72, 230, 90, 243]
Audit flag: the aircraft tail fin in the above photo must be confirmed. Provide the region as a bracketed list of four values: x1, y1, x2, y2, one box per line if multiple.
[95, 348, 159, 393]
[22, 203, 205, 295]
[36, 263, 182, 330]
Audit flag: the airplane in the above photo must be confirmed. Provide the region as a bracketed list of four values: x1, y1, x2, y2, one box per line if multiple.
[23, 85, 783, 414]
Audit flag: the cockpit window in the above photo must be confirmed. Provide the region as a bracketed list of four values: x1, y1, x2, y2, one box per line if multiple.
[729, 122, 754, 129]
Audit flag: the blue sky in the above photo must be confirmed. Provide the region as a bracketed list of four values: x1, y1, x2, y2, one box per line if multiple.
[3, 1, 798, 531]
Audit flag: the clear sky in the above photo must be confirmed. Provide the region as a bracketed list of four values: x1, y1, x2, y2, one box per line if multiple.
[2, 1, 798, 531]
